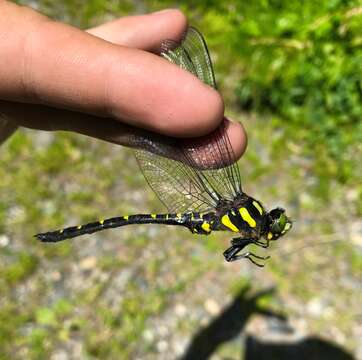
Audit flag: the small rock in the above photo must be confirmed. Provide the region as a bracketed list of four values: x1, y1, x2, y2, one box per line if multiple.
[156, 340, 168, 352]
[306, 297, 323, 317]
[175, 303, 187, 317]
[174, 339, 187, 356]
[299, 193, 313, 207]
[143, 329, 154, 342]
[51, 350, 68, 360]
[0, 234, 9, 247]
[79, 256, 97, 270]
[346, 189, 359, 202]
[350, 220, 362, 247]
[204, 299, 221, 316]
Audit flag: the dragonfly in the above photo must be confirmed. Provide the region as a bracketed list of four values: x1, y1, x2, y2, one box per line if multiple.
[35, 27, 292, 267]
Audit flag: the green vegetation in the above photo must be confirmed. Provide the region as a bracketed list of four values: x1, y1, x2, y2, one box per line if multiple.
[230, 1, 362, 185]
[2, 0, 361, 358]
[192, 0, 361, 187]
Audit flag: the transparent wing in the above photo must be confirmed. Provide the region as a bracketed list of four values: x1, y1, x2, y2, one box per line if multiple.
[161, 27, 216, 88]
[134, 27, 242, 213]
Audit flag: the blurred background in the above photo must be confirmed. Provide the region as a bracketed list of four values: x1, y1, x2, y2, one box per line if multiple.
[0, 0, 361, 359]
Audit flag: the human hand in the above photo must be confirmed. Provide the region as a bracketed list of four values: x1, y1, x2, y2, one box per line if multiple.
[0, 2, 247, 162]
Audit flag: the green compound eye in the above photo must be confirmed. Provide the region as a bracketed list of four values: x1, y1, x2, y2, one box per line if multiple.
[270, 213, 292, 235]
[271, 221, 281, 233]
[271, 213, 287, 233]
[279, 213, 287, 229]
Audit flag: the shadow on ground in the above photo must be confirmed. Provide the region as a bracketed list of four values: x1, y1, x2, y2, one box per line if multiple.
[181, 286, 355, 360]
[244, 336, 355, 360]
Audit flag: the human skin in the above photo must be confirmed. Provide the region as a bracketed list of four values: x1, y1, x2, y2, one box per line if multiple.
[0, 1, 247, 163]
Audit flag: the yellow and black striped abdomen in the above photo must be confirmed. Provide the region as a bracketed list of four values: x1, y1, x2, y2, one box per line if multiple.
[36, 213, 192, 243]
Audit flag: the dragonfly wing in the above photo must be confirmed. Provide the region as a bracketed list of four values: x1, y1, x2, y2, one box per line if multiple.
[135, 145, 218, 213]
[161, 27, 216, 88]
[134, 27, 242, 213]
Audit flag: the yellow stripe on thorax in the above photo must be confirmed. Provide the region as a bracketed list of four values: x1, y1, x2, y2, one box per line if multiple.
[239, 207, 256, 228]
[221, 214, 239, 232]
[151, 214, 156, 219]
[252, 201, 263, 215]
[201, 222, 211, 233]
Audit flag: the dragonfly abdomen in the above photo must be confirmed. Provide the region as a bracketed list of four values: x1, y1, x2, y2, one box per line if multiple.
[35, 213, 198, 243]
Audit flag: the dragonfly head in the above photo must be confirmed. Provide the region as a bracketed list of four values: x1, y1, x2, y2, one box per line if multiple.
[265, 207, 292, 241]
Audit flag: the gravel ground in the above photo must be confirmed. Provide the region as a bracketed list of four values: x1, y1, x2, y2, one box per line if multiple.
[1, 118, 361, 359]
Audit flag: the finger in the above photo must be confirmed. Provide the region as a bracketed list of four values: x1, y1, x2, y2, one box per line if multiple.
[178, 118, 247, 167]
[227, 119, 248, 161]
[0, 7, 187, 145]
[87, 9, 187, 52]
[3, 102, 246, 163]
[1, 4, 223, 137]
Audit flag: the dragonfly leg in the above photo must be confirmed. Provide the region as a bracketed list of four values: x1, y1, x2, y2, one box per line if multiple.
[254, 239, 270, 248]
[231, 237, 270, 249]
[231, 237, 255, 249]
[242, 252, 270, 267]
[223, 243, 270, 267]
[223, 245, 242, 261]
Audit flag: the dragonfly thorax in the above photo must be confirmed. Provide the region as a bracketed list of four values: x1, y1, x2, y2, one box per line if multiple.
[216, 196, 267, 236]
